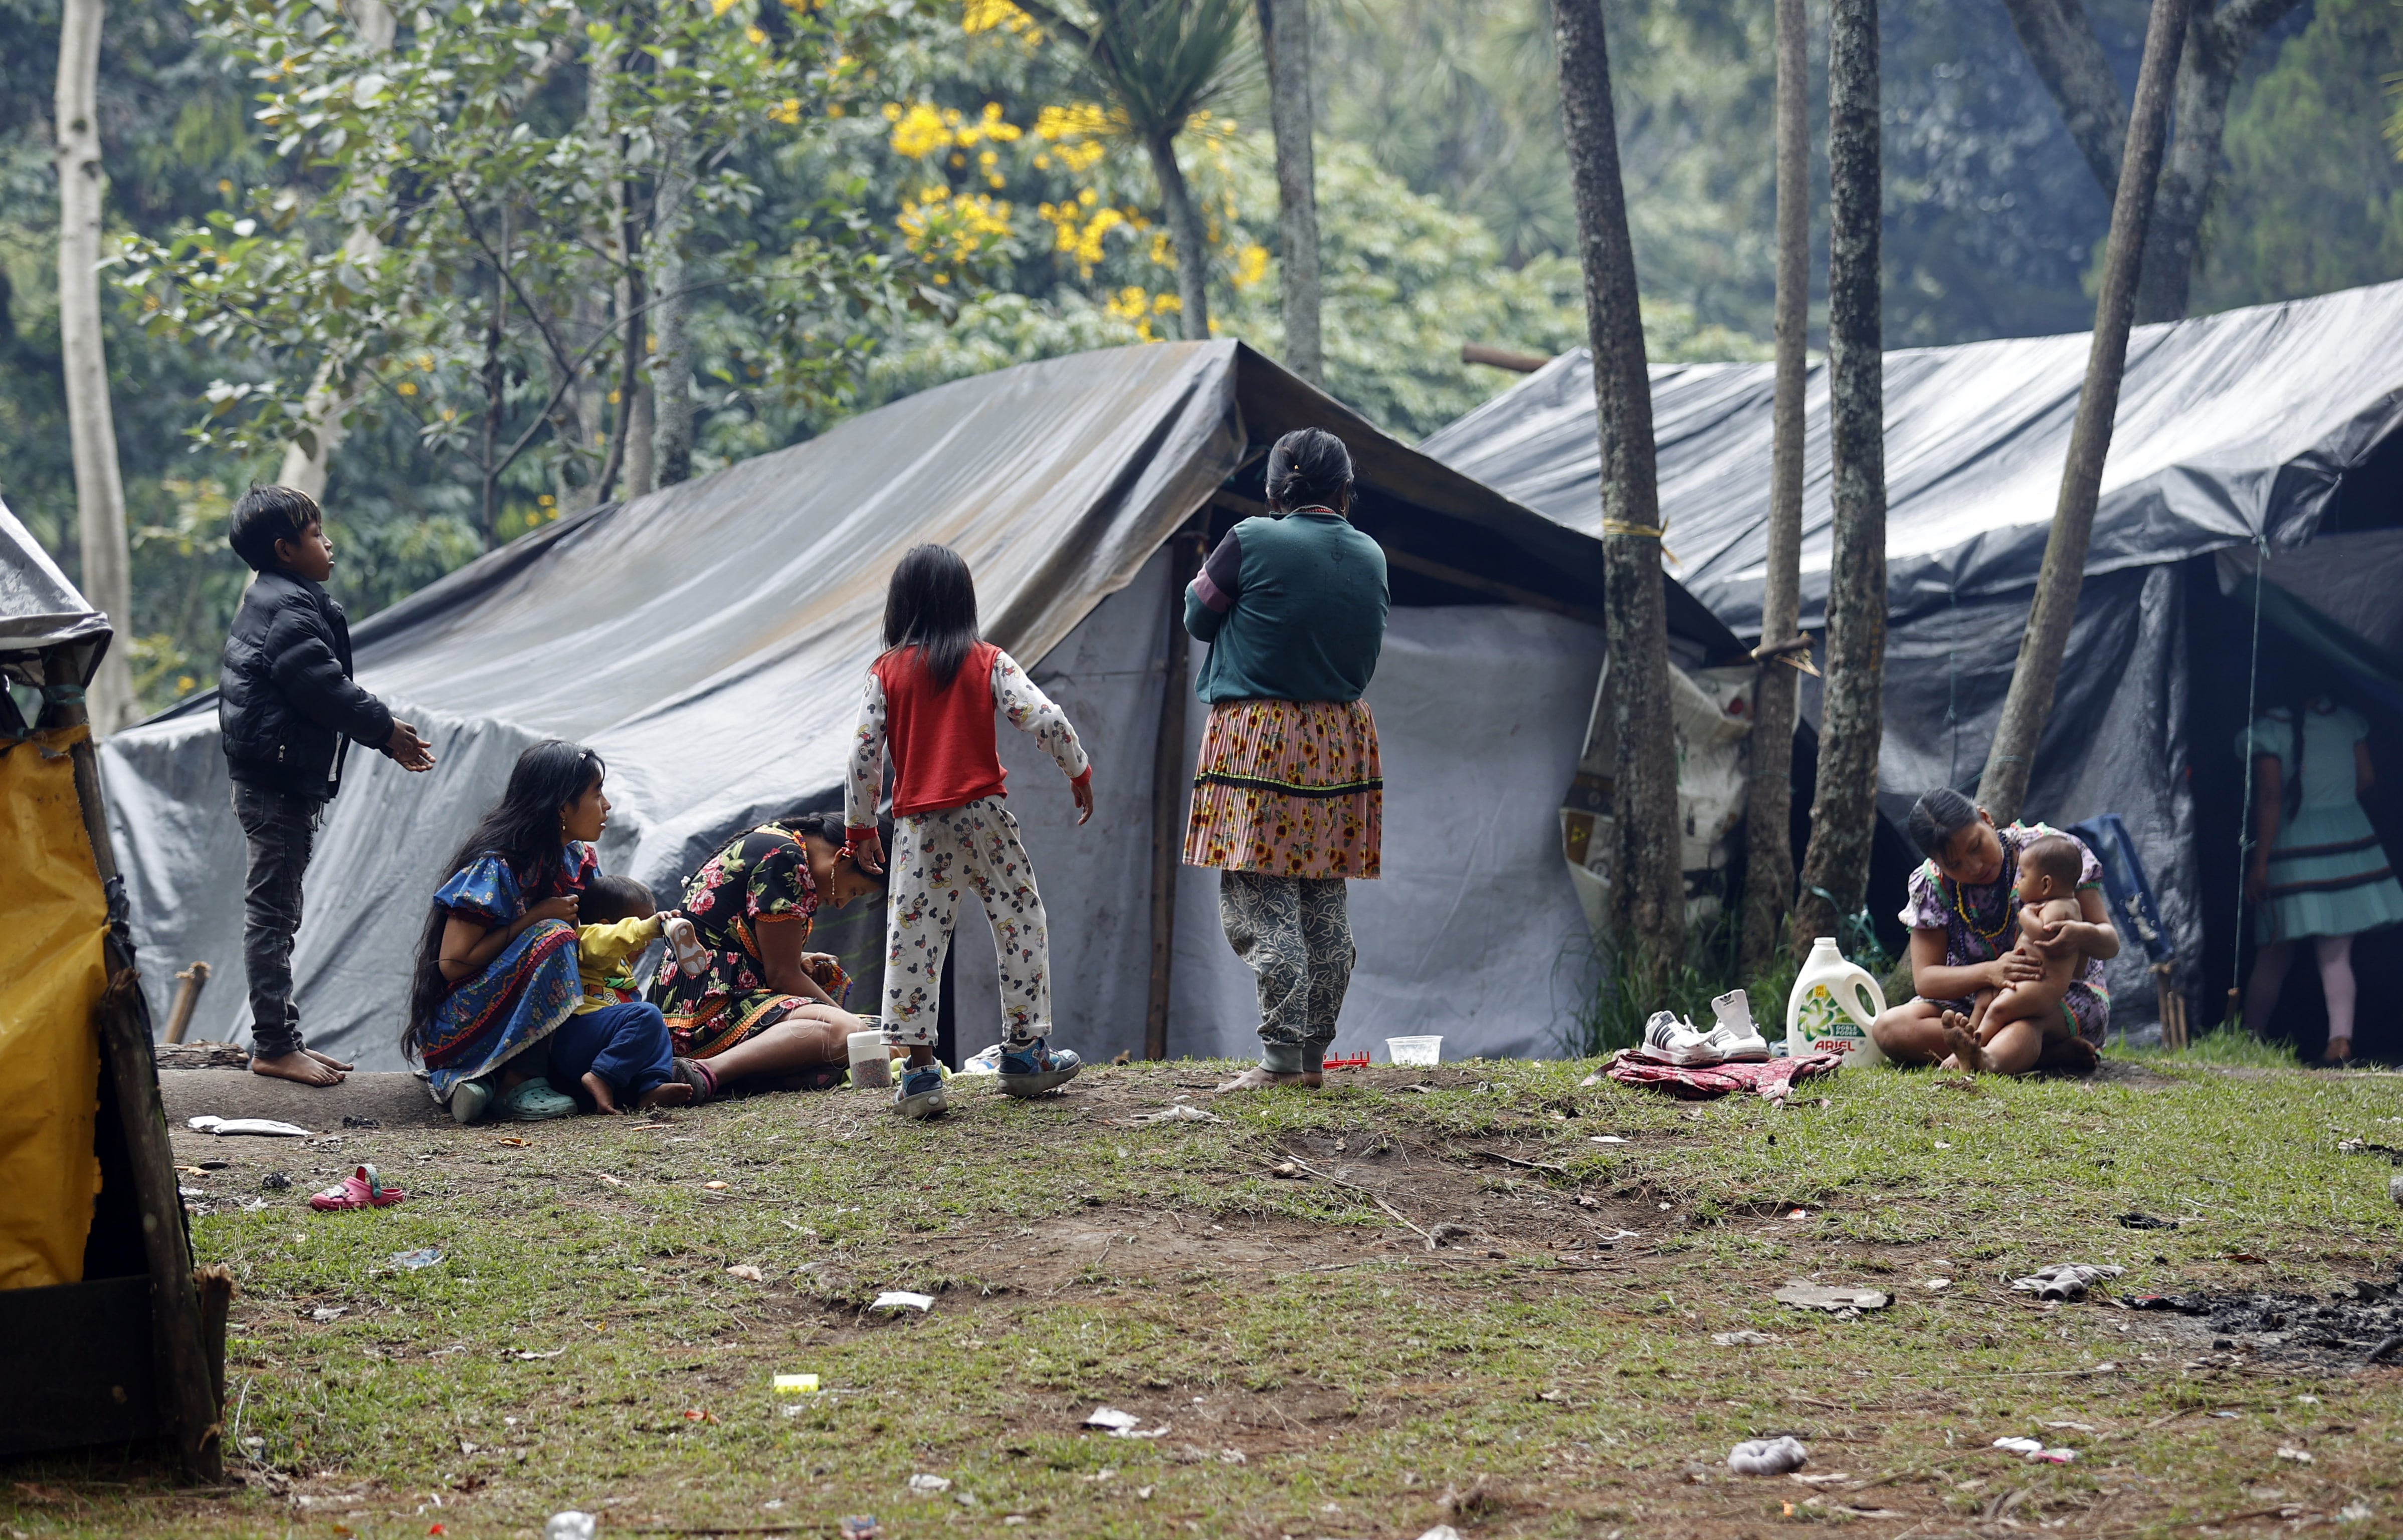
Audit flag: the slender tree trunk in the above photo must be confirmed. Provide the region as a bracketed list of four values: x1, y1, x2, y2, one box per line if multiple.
[1978, 0, 2191, 826]
[55, 0, 137, 734]
[2132, 7, 2238, 324]
[275, 0, 392, 497]
[1551, 0, 1684, 974]
[1739, 0, 1810, 976]
[1791, 0, 1885, 952]
[1147, 130, 1211, 341]
[478, 265, 505, 546]
[590, 164, 646, 508]
[1256, 0, 1321, 384]
[650, 141, 693, 488]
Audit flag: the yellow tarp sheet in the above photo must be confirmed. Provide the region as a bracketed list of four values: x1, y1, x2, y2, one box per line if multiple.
[0, 725, 106, 1290]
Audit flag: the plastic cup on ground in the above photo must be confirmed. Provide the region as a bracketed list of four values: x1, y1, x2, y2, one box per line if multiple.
[1385, 1035, 1443, 1067]
[849, 1031, 893, 1089]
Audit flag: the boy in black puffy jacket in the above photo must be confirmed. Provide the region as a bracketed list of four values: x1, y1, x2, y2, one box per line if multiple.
[221, 486, 436, 1085]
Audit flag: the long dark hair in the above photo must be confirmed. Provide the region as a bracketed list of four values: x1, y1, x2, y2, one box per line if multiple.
[882, 543, 980, 691]
[405, 740, 605, 1054]
[1906, 786, 1980, 860]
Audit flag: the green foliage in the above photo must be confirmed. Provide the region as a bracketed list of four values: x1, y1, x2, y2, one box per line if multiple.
[2197, 0, 2403, 312]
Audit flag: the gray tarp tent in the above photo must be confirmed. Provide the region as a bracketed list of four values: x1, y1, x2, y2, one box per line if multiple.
[103, 341, 1739, 1071]
[1423, 280, 2403, 1038]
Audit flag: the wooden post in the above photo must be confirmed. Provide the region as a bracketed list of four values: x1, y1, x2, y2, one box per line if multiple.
[41, 651, 224, 1480]
[1145, 527, 1203, 1061]
[164, 961, 211, 1044]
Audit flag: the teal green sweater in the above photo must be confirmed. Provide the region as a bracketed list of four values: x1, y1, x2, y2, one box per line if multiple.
[1183, 511, 1389, 703]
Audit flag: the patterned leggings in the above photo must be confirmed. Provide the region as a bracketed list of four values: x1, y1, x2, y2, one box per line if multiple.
[882, 797, 1052, 1048]
[1219, 871, 1354, 1073]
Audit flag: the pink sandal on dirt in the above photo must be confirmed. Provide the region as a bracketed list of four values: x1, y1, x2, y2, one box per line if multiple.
[308, 1164, 407, 1211]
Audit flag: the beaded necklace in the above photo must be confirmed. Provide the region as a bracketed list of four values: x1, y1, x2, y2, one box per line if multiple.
[1947, 836, 2017, 945]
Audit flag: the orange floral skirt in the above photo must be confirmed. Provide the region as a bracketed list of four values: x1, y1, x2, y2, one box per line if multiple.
[1182, 699, 1381, 879]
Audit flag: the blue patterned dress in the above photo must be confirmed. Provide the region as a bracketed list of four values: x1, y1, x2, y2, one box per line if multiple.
[420, 843, 595, 1099]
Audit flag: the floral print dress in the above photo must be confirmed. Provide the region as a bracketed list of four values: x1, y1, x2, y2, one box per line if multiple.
[648, 824, 849, 1059]
[1897, 821, 2111, 1044]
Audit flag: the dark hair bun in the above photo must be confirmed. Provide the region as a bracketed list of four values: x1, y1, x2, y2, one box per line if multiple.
[1266, 427, 1353, 512]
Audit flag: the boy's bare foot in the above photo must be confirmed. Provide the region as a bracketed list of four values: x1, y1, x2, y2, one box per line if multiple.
[252, 1051, 344, 1086]
[1938, 1011, 1988, 1074]
[2323, 1036, 2353, 1065]
[637, 1081, 696, 1110]
[581, 1071, 621, 1115]
[1215, 1066, 1312, 1092]
[305, 1048, 354, 1073]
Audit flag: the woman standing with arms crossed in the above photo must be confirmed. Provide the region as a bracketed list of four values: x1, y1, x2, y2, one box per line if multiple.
[2237, 691, 2403, 1061]
[1184, 429, 1389, 1091]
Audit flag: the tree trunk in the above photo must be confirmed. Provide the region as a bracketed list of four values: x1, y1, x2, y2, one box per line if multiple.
[650, 146, 694, 488]
[2000, 0, 2303, 324]
[1739, 0, 1810, 977]
[1977, 0, 2191, 827]
[55, 0, 138, 734]
[1146, 130, 1211, 341]
[590, 175, 646, 508]
[478, 271, 505, 547]
[275, 0, 392, 498]
[1256, 0, 1321, 385]
[1790, 0, 1885, 953]
[1550, 0, 1684, 974]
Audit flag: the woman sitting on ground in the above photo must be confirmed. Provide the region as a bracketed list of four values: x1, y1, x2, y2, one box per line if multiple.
[646, 810, 884, 1099]
[1867, 787, 2122, 1075]
[406, 740, 691, 1123]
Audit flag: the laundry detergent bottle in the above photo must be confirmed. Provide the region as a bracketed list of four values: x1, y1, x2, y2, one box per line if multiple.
[1784, 937, 1888, 1065]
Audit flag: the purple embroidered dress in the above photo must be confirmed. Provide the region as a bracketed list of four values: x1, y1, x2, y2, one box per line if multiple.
[1898, 821, 2112, 1044]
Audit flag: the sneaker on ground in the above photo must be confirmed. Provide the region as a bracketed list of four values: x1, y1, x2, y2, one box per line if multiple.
[893, 1060, 949, 1120]
[1646, 1010, 1730, 1067]
[996, 1037, 1082, 1097]
[1707, 988, 1772, 1062]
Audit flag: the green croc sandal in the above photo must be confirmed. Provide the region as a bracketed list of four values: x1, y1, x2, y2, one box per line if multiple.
[450, 1077, 495, 1126]
[496, 1079, 578, 1121]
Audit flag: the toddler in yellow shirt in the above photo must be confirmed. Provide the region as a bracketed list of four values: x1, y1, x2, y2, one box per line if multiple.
[545, 874, 705, 1113]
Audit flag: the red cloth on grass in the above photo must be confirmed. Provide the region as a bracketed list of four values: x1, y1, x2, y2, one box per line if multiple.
[1603, 1048, 1843, 1100]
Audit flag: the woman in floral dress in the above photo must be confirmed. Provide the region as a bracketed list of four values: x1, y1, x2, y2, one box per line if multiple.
[1868, 787, 2123, 1074]
[647, 810, 883, 1096]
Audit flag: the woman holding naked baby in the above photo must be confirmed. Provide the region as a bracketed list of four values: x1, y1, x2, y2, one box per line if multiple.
[1868, 788, 2122, 1075]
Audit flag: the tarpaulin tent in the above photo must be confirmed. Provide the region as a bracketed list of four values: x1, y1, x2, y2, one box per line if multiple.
[103, 341, 1743, 1073]
[0, 499, 227, 1469]
[1422, 280, 2403, 1041]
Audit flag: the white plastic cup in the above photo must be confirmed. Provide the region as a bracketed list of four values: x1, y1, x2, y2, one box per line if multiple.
[1385, 1035, 1443, 1067]
[848, 1030, 893, 1089]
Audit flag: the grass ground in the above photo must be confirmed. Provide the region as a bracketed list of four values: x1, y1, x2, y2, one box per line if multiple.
[8, 1046, 2403, 1540]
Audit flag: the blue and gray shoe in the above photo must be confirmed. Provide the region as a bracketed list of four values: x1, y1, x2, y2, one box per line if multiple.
[893, 1059, 949, 1120]
[996, 1037, 1082, 1097]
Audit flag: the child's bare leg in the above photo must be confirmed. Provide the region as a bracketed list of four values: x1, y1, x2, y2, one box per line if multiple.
[1980, 1019, 2047, 1075]
[1938, 1010, 1987, 1074]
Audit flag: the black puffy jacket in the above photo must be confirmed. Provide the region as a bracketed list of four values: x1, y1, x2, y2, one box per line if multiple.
[219, 571, 393, 801]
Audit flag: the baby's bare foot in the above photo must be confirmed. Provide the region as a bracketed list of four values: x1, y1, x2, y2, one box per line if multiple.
[637, 1081, 695, 1111]
[251, 1051, 343, 1086]
[581, 1071, 621, 1115]
[1939, 1011, 1988, 1075]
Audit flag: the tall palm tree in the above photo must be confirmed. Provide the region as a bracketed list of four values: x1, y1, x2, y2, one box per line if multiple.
[1255, 0, 1321, 383]
[1551, 0, 1684, 976]
[1022, 0, 1252, 339]
[1739, 0, 1809, 975]
[55, 0, 137, 732]
[1790, 0, 1884, 953]
[1978, 0, 2191, 827]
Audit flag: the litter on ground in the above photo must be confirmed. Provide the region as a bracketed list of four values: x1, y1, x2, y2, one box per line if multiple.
[187, 1115, 310, 1138]
[773, 1374, 820, 1395]
[1772, 1280, 1891, 1313]
[908, 1474, 951, 1492]
[870, 1291, 934, 1312]
[1729, 1436, 1809, 1474]
[390, 1248, 445, 1270]
[2011, 1262, 2126, 1301]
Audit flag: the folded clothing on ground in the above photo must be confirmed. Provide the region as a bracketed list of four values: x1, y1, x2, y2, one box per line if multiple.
[1604, 1047, 1843, 1101]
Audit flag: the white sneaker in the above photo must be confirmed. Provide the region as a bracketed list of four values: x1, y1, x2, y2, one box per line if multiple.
[1708, 989, 1772, 1062]
[1644, 1010, 1726, 1066]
